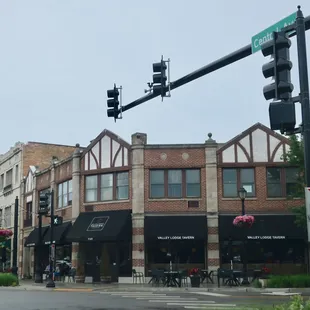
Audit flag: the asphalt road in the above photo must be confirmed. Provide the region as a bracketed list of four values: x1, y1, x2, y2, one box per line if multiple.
[0, 289, 308, 309]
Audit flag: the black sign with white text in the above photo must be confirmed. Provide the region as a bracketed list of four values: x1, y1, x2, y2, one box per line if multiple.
[87, 216, 110, 232]
[247, 236, 286, 240]
[157, 236, 195, 240]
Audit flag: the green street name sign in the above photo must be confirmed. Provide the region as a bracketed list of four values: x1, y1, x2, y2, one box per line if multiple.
[251, 12, 297, 54]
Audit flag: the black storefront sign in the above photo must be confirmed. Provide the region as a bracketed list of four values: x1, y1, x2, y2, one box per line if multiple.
[87, 216, 110, 232]
[219, 215, 306, 241]
[247, 236, 285, 240]
[157, 236, 195, 240]
[66, 210, 132, 242]
[145, 216, 207, 241]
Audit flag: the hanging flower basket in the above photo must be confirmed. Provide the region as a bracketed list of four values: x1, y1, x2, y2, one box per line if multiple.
[0, 229, 13, 242]
[233, 215, 255, 228]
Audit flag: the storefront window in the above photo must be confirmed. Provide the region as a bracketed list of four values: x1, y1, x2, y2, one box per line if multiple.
[147, 240, 205, 264]
[221, 240, 305, 264]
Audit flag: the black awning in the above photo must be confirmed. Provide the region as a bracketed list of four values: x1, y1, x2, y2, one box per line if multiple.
[43, 222, 72, 245]
[66, 210, 132, 242]
[145, 216, 207, 241]
[24, 227, 49, 247]
[219, 215, 306, 241]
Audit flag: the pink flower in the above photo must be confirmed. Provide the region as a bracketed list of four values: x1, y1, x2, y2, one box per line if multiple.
[0, 229, 13, 237]
[233, 215, 255, 227]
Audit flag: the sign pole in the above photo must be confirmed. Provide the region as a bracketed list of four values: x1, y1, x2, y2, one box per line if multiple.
[46, 189, 55, 288]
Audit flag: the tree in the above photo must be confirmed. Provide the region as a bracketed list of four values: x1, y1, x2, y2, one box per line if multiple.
[282, 134, 306, 230]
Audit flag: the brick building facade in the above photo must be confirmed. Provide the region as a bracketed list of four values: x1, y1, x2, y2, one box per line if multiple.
[20, 123, 306, 281]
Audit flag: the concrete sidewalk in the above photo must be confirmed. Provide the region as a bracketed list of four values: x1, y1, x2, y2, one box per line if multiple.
[11, 280, 310, 294]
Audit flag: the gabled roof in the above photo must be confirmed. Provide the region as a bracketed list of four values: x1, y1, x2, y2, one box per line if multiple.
[81, 129, 131, 158]
[217, 122, 290, 154]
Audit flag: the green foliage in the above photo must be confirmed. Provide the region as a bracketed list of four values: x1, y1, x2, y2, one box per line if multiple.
[0, 273, 19, 286]
[266, 274, 310, 288]
[228, 296, 310, 309]
[282, 135, 306, 230]
[252, 278, 262, 288]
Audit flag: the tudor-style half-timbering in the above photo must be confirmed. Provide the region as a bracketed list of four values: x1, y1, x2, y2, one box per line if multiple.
[83, 129, 130, 171]
[218, 123, 290, 165]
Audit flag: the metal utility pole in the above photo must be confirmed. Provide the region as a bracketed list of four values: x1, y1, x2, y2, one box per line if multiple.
[46, 189, 55, 288]
[34, 214, 43, 283]
[11, 196, 19, 276]
[296, 7, 310, 187]
[114, 16, 310, 115]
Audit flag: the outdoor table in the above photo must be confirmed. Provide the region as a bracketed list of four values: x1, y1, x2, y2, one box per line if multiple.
[201, 269, 214, 284]
[164, 271, 181, 287]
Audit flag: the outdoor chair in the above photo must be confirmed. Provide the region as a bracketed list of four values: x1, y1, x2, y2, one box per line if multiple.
[132, 269, 144, 284]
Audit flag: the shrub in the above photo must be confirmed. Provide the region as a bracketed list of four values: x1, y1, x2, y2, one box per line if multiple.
[252, 278, 262, 288]
[266, 274, 310, 288]
[0, 273, 19, 286]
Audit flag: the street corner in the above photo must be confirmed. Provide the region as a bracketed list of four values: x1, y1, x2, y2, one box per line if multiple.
[52, 288, 95, 292]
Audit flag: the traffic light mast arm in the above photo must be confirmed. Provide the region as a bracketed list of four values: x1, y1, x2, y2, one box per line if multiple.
[120, 15, 310, 114]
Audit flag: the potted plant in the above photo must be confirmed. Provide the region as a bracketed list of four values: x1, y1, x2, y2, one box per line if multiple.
[189, 268, 200, 287]
[233, 215, 255, 228]
[258, 266, 271, 288]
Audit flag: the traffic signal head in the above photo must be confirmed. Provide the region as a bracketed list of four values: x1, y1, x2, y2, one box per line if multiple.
[106, 85, 120, 120]
[152, 59, 167, 97]
[269, 100, 296, 134]
[53, 215, 63, 226]
[261, 31, 293, 101]
[39, 192, 49, 215]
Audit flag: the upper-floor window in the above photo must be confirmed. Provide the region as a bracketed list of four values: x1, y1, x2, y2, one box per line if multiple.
[4, 206, 11, 227]
[85, 172, 129, 203]
[26, 202, 32, 220]
[5, 169, 13, 186]
[149, 169, 201, 199]
[15, 165, 19, 184]
[0, 174, 3, 191]
[222, 168, 255, 198]
[0, 209, 2, 227]
[57, 180, 73, 208]
[266, 167, 299, 198]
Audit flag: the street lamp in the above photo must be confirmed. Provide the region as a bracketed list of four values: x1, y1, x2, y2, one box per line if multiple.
[238, 187, 247, 216]
[238, 187, 250, 285]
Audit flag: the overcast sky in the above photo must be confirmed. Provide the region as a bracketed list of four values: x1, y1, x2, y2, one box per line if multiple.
[0, 0, 310, 154]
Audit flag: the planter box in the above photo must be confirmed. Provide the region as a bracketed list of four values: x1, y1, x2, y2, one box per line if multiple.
[190, 276, 200, 288]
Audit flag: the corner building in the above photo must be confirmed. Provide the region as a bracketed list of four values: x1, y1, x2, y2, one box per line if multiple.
[20, 123, 306, 281]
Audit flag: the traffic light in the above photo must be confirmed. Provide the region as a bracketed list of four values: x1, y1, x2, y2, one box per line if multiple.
[261, 31, 294, 101]
[53, 215, 63, 226]
[107, 84, 120, 121]
[38, 192, 49, 215]
[269, 101, 296, 133]
[152, 58, 167, 97]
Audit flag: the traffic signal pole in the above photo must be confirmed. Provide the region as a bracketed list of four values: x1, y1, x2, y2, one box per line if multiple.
[120, 15, 310, 114]
[296, 7, 310, 187]
[46, 189, 55, 288]
[34, 214, 43, 283]
[11, 196, 19, 277]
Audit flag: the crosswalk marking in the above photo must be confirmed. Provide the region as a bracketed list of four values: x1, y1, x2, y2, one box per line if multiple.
[193, 292, 231, 297]
[100, 290, 237, 309]
[184, 305, 236, 309]
[261, 292, 301, 296]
